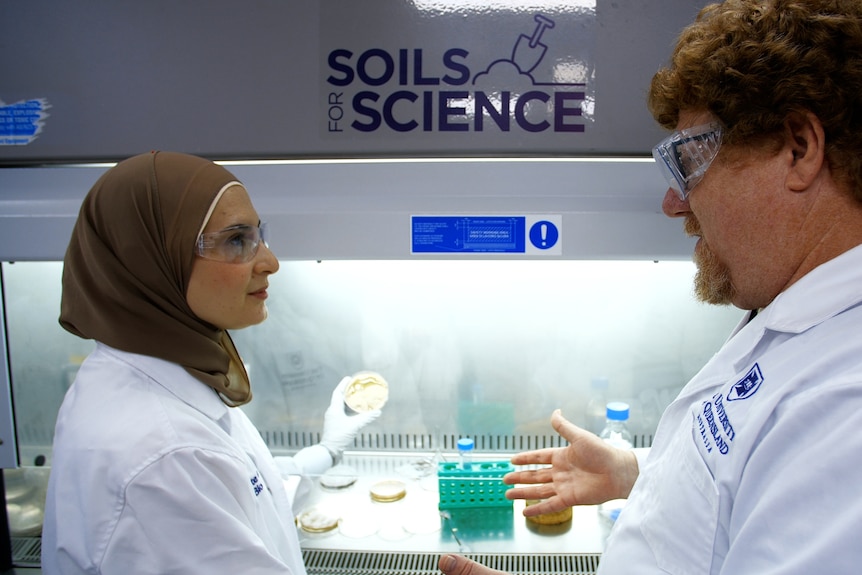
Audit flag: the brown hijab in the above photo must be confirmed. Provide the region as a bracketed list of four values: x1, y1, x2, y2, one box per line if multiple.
[60, 151, 252, 405]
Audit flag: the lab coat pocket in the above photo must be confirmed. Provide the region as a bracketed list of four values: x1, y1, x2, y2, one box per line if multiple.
[639, 413, 719, 574]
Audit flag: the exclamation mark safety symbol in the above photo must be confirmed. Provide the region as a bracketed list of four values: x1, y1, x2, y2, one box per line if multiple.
[528, 219, 559, 252]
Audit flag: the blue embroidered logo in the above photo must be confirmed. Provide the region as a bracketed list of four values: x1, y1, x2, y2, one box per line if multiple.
[727, 363, 763, 401]
[250, 474, 265, 497]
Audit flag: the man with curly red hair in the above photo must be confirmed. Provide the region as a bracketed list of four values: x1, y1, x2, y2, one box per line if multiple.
[440, 1, 862, 573]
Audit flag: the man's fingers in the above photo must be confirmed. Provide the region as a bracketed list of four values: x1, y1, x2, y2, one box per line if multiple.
[502, 466, 553, 485]
[505, 484, 556, 502]
[509, 448, 556, 466]
[551, 409, 592, 443]
[439, 555, 509, 575]
[520, 497, 570, 517]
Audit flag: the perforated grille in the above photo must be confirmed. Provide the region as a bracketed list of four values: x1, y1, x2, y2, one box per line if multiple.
[303, 550, 601, 575]
[261, 431, 653, 451]
[15, 538, 602, 573]
[11, 536, 41, 567]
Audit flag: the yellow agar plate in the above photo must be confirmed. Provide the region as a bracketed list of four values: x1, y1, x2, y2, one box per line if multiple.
[344, 371, 389, 413]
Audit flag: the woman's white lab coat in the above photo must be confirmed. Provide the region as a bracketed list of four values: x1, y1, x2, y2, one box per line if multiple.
[41, 343, 331, 575]
[598, 244, 862, 574]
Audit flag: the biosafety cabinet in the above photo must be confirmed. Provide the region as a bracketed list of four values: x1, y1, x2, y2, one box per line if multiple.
[0, 1, 735, 573]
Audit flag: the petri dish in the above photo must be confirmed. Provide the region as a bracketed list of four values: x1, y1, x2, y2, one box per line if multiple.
[339, 513, 381, 538]
[524, 499, 573, 525]
[319, 464, 359, 490]
[343, 371, 389, 413]
[297, 507, 340, 533]
[369, 479, 407, 503]
[402, 493, 442, 534]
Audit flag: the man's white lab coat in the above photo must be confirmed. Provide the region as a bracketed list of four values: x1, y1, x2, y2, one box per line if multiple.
[599, 244, 862, 574]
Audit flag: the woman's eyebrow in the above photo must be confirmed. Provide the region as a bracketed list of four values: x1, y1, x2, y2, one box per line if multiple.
[211, 223, 254, 234]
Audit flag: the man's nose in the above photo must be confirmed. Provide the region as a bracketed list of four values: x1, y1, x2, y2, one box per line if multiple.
[662, 188, 690, 217]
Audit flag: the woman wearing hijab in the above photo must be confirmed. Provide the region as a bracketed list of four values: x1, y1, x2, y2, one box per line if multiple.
[41, 151, 379, 574]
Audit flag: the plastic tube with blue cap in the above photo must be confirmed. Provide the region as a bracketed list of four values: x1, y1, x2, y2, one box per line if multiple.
[457, 438, 474, 470]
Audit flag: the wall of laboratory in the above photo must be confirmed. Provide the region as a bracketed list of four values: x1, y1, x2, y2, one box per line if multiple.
[0, 1, 704, 163]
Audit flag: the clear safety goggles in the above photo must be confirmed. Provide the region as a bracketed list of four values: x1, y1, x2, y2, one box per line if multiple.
[196, 222, 269, 264]
[652, 122, 723, 201]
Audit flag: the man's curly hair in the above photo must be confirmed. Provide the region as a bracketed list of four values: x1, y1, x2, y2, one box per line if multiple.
[648, 0, 862, 199]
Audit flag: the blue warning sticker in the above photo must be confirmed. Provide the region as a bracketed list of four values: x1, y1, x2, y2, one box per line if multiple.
[0, 99, 51, 145]
[411, 215, 561, 255]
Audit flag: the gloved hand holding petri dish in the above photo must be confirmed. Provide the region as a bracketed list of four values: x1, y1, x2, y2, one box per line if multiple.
[343, 371, 389, 414]
[320, 375, 383, 462]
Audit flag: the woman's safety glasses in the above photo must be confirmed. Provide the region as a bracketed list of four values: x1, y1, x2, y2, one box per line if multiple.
[652, 123, 723, 201]
[196, 222, 268, 264]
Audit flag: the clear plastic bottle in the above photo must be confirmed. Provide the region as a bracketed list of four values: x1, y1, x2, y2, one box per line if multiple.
[598, 402, 633, 523]
[585, 377, 610, 435]
[457, 437, 474, 470]
[599, 401, 633, 449]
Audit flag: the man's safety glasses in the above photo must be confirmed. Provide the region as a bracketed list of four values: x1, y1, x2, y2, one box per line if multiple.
[196, 222, 268, 264]
[652, 123, 723, 201]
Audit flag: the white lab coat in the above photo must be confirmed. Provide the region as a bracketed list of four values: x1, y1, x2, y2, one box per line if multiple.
[41, 343, 332, 575]
[598, 244, 862, 574]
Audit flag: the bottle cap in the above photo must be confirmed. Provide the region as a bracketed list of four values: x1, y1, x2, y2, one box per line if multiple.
[457, 438, 475, 452]
[606, 402, 630, 421]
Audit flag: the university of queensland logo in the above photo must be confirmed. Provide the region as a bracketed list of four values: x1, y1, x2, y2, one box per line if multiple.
[727, 363, 764, 401]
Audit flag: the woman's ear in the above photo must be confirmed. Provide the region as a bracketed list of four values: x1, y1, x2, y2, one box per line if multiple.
[784, 111, 826, 192]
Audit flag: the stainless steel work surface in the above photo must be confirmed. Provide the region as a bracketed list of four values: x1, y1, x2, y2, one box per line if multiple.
[294, 453, 612, 556]
[8, 453, 610, 573]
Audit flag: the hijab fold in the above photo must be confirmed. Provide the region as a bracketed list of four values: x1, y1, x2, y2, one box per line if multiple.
[60, 151, 252, 406]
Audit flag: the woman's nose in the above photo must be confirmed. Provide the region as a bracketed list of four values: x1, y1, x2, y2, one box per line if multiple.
[256, 243, 280, 275]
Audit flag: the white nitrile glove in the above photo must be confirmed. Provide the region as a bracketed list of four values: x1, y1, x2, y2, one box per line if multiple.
[319, 376, 382, 463]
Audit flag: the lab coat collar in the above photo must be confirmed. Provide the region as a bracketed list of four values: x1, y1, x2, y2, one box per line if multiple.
[96, 343, 231, 425]
[678, 243, 862, 397]
[759, 243, 862, 334]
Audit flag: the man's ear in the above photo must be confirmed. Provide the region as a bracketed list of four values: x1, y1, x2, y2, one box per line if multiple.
[784, 111, 826, 192]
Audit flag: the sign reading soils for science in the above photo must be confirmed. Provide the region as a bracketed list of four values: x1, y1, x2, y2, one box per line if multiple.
[320, 2, 597, 142]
